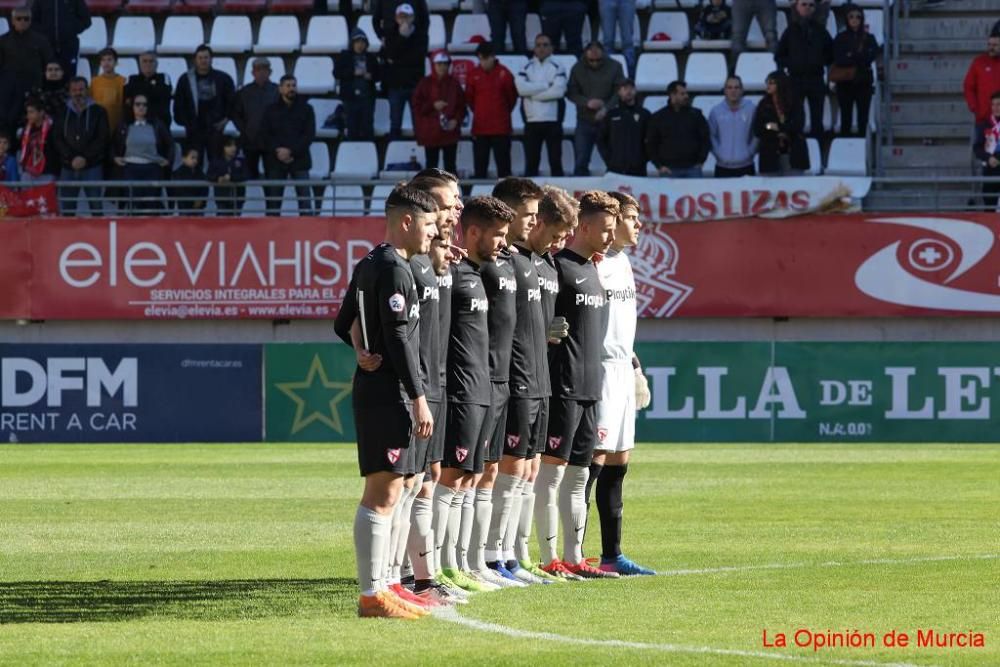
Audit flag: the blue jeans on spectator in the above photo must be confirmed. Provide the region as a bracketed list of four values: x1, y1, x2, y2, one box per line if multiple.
[541, 0, 587, 55]
[731, 0, 777, 57]
[489, 0, 528, 54]
[663, 166, 704, 178]
[264, 160, 313, 217]
[573, 118, 600, 176]
[59, 165, 103, 215]
[600, 0, 636, 76]
[387, 87, 414, 140]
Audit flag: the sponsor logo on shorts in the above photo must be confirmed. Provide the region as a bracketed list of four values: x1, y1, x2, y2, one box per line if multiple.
[387, 448, 401, 464]
[455, 447, 468, 462]
[597, 427, 608, 443]
[388, 293, 406, 313]
[547, 436, 562, 450]
[506, 434, 520, 449]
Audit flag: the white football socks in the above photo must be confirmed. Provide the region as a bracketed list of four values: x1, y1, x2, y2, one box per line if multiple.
[354, 505, 391, 597]
[469, 487, 494, 572]
[534, 463, 565, 564]
[407, 490, 435, 580]
[433, 484, 458, 570]
[560, 465, 590, 565]
[515, 482, 536, 562]
[502, 476, 525, 562]
[457, 489, 475, 571]
[391, 474, 421, 581]
[485, 473, 521, 563]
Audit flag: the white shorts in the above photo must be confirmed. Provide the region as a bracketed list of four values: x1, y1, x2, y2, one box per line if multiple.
[595, 360, 635, 453]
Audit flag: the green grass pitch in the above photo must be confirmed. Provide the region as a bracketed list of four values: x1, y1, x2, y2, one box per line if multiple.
[0, 444, 997, 666]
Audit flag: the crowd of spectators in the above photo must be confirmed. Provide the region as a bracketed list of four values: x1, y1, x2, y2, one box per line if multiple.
[966, 29, 1000, 211]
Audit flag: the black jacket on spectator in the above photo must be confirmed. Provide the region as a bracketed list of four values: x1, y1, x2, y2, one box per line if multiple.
[0, 71, 26, 137]
[381, 28, 428, 91]
[776, 18, 834, 78]
[125, 72, 174, 127]
[171, 163, 207, 212]
[0, 28, 56, 91]
[598, 102, 650, 176]
[53, 99, 110, 168]
[206, 153, 249, 183]
[335, 50, 382, 101]
[752, 94, 809, 173]
[644, 105, 710, 170]
[370, 0, 430, 39]
[173, 68, 236, 132]
[231, 80, 279, 151]
[832, 21, 878, 84]
[31, 0, 90, 52]
[32, 76, 68, 118]
[260, 96, 316, 172]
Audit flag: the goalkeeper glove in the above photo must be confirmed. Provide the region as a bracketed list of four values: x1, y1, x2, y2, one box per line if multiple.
[634, 368, 651, 409]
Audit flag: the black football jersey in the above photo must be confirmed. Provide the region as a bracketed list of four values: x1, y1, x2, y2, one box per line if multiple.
[548, 248, 608, 401]
[509, 245, 549, 398]
[446, 258, 491, 405]
[410, 254, 442, 402]
[436, 265, 453, 395]
[481, 250, 517, 382]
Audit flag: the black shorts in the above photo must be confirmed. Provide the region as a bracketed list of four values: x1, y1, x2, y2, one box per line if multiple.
[484, 381, 510, 463]
[544, 397, 598, 467]
[504, 396, 547, 459]
[443, 402, 490, 474]
[428, 398, 447, 465]
[355, 401, 414, 477]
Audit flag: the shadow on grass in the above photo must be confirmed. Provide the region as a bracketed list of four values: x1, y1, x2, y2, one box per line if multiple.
[0, 578, 358, 624]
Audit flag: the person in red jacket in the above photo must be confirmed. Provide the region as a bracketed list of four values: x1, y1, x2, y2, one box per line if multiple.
[412, 50, 466, 175]
[465, 43, 517, 179]
[963, 34, 1000, 125]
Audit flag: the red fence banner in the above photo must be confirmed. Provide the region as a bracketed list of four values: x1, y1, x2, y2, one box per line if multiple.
[0, 183, 58, 218]
[0, 220, 31, 317]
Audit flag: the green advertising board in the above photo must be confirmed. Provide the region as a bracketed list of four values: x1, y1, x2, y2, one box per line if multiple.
[265, 343, 357, 442]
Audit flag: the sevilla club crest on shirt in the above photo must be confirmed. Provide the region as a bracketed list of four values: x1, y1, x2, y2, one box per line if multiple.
[506, 434, 520, 449]
[455, 447, 468, 462]
[387, 448, 402, 464]
[597, 427, 608, 443]
[547, 436, 562, 451]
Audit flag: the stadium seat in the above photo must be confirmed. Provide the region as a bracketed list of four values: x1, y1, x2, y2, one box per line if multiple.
[173, 0, 216, 13]
[450, 14, 490, 53]
[373, 98, 414, 138]
[642, 12, 689, 51]
[210, 16, 254, 54]
[309, 98, 342, 139]
[255, 16, 300, 54]
[124, 0, 172, 13]
[642, 95, 667, 113]
[825, 11, 837, 39]
[805, 137, 822, 175]
[524, 13, 542, 47]
[157, 57, 188, 87]
[77, 58, 91, 80]
[734, 52, 775, 91]
[216, 56, 240, 85]
[332, 185, 367, 215]
[684, 52, 727, 92]
[333, 141, 379, 179]
[691, 94, 722, 116]
[220, 0, 266, 13]
[79, 17, 107, 55]
[703, 151, 716, 175]
[427, 0, 457, 9]
[826, 137, 867, 176]
[429, 14, 446, 52]
[112, 17, 155, 55]
[356, 15, 382, 52]
[865, 9, 884, 45]
[309, 142, 332, 179]
[85, 0, 122, 15]
[241, 56, 283, 87]
[469, 184, 493, 197]
[549, 54, 578, 79]
[0, 18, 7, 36]
[635, 53, 678, 93]
[293, 56, 335, 94]
[117, 57, 139, 79]
[746, 16, 773, 50]
[381, 140, 422, 177]
[609, 53, 627, 74]
[498, 55, 528, 75]
[562, 101, 576, 136]
[368, 184, 395, 215]
[158, 16, 205, 54]
[302, 16, 349, 54]
[269, 0, 313, 12]
[510, 99, 524, 135]
[653, 0, 699, 7]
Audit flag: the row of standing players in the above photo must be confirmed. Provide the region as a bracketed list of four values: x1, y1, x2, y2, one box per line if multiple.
[334, 171, 654, 619]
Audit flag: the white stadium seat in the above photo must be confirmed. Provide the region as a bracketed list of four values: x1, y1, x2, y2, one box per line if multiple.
[735, 52, 776, 91]
[302, 16, 349, 54]
[210, 16, 254, 54]
[241, 56, 284, 87]
[113, 17, 155, 55]
[469, 184, 493, 197]
[427, 0, 457, 10]
[309, 98, 342, 139]
[294, 56, 335, 94]
[333, 141, 379, 179]
[635, 53, 678, 93]
[215, 57, 240, 86]
[77, 58, 91, 80]
[525, 13, 542, 47]
[157, 17, 204, 55]
[805, 137, 823, 175]
[331, 185, 366, 215]
[0, 18, 7, 37]
[691, 94, 722, 116]
[117, 57, 139, 79]
[79, 18, 107, 55]
[381, 140, 422, 177]
[642, 95, 668, 113]
[684, 52, 727, 92]
[356, 15, 382, 52]
[450, 14, 490, 53]
[498, 55, 528, 75]
[156, 57, 187, 88]
[368, 184, 395, 215]
[642, 12, 690, 51]
[309, 142, 332, 179]
[255, 16, 301, 54]
[826, 137, 868, 176]
[864, 9, 884, 45]
[429, 14, 447, 52]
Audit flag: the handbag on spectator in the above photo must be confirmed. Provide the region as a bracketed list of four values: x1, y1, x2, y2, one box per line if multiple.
[828, 65, 857, 83]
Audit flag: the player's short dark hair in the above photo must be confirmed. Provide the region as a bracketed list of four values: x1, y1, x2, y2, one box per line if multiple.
[538, 185, 578, 229]
[385, 184, 439, 216]
[279, 74, 296, 85]
[578, 190, 620, 221]
[414, 167, 458, 183]
[491, 177, 544, 209]
[408, 174, 452, 194]
[461, 196, 515, 230]
[667, 80, 686, 95]
[607, 190, 639, 215]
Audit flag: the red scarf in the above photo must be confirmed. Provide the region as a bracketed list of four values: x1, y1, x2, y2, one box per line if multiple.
[985, 115, 1000, 156]
[20, 116, 52, 177]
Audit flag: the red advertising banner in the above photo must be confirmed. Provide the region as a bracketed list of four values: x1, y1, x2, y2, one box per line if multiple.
[4, 212, 1000, 320]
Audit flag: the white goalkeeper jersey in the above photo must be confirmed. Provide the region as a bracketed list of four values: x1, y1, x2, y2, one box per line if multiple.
[598, 248, 637, 364]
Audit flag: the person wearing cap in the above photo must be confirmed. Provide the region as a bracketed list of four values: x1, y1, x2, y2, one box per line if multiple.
[125, 52, 173, 129]
[412, 51, 466, 174]
[371, 0, 429, 42]
[337, 28, 382, 140]
[466, 42, 517, 179]
[231, 57, 279, 178]
[382, 3, 428, 140]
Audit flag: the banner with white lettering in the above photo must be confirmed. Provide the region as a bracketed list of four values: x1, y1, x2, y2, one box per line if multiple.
[636, 341, 1000, 443]
[0, 345, 262, 443]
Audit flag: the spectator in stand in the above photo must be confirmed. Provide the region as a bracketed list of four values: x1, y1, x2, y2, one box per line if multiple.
[18, 98, 58, 183]
[372, 0, 429, 42]
[831, 4, 878, 137]
[753, 71, 808, 175]
[568, 41, 626, 176]
[382, 3, 428, 140]
[963, 34, 1000, 129]
[0, 70, 24, 141]
[973, 91, 1000, 211]
[412, 51, 466, 174]
[541, 0, 588, 56]
[231, 57, 278, 178]
[0, 8, 55, 92]
[33, 61, 68, 118]
[694, 0, 732, 40]
[708, 75, 757, 177]
[0, 132, 20, 182]
[597, 79, 648, 176]
[466, 42, 517, 179]
[517, 34, 567, 176]
[207, 136, 248, 216]
[125, 52, 174, 129]
[171, 146, 207, 214]
[644, 80, 709, 178]
[260, 74, 316, 217]
[336, 28, 381, 141]
[53, 77, 110, 213]
[489, 0, 527, 55]
[30, 0, 90, 79]
[114, 94, 172, 211]
[776, 0, 833, 140]
[600, 0, 637, 76]
[174, 45, 236, 163]
[731, 0, 776, 59]
[90, 48, 126, 134]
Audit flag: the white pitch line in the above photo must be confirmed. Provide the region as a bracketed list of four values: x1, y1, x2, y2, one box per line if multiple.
[656, 553, 1000, 578]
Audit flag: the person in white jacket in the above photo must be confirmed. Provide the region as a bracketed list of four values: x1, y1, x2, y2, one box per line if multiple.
[515, 34, 568, 177]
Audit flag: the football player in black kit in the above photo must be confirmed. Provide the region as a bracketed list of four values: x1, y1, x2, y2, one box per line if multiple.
[434, 196, 513, 593]
[538, 191, 622, 580]
[333, 184, 439, 619]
